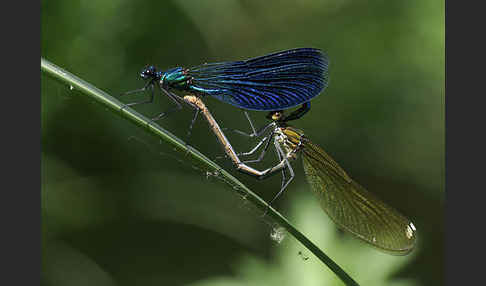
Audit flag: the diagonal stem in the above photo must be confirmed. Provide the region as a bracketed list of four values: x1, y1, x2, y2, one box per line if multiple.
[41, 57, 360, 286]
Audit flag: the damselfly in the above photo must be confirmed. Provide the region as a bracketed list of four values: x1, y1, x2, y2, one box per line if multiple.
[121, 48, 328, 131]
[183, 95, 417, 255]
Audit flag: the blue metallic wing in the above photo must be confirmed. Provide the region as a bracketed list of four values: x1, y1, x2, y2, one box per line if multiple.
[187, 48, 328, 111]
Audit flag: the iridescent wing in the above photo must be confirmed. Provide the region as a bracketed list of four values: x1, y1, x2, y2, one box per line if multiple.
[301, 139, 416, 254]
[188, 48, 328, 111]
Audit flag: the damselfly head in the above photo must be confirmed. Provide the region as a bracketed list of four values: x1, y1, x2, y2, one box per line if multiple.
[140, 65, 158, 80]
[267, 110, 285, 121]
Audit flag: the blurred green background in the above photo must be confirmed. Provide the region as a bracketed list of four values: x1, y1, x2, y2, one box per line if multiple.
[41, 0, 444, 285]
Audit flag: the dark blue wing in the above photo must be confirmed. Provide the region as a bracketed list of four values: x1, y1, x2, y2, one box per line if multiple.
[187, 48, 328, 111]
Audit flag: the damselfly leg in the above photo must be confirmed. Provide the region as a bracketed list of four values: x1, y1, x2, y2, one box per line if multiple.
[238, 130, 275, 164]
[223, 111, 276, 138]
[120, 80, 187, 123]
[262, 135, 295, 216]
[120, 82, 155, 108]
[150, 88, 184, 122]
[185, 108, 200, 148]
[269, 140, 295, 205]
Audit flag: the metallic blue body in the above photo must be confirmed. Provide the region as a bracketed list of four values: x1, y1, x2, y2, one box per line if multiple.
[143, 48, 328, 112]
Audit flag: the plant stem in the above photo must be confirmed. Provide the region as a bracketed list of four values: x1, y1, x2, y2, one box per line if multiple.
[41, 57, 360, 286]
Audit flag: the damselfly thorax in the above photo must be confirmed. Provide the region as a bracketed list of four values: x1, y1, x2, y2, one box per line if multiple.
[275, 126, 305, 161]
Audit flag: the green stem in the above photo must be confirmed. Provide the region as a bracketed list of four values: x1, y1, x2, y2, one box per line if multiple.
[41, 57, 359, 286]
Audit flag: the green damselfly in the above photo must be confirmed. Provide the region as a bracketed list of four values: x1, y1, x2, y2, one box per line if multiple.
[183, 95, 416, 255]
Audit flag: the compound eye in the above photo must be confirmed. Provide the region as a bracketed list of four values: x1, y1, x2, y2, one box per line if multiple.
[140, 66, 158, 79]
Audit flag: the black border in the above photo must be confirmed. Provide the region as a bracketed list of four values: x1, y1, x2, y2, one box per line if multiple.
[4, 1, 40, 285]
[446, 0, 482, 284]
